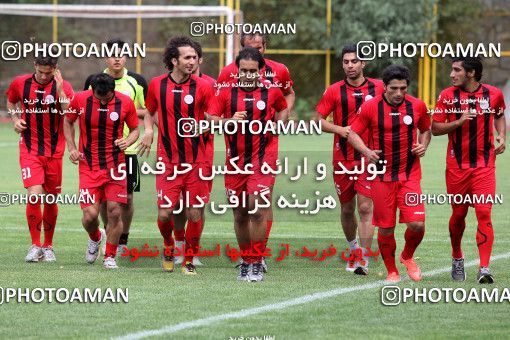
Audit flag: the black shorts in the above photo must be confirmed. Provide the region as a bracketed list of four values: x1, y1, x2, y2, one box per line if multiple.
[126, 154, 140, 194]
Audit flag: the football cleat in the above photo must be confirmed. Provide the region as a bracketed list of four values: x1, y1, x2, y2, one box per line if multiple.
[25, 245, 43, 262]
[451, 258, 466, 281]
[385, 272, 401, 283]
[181, 261, 197, 275]
[85, 229, 106, 264]
[237, 263, 250, 281]
[41, 247, 56, 262]
[477, 267, 494, 284]
[249, 263, 264, 282]
[192, 257, 204, 266]
[174, 240, 185, 265]
[103, 256, 118, 269]
[162, 248, 174, 272]
[399, 254, 422, 282]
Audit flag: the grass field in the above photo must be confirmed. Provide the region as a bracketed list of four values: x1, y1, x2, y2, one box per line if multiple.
[0, 122, 509, 339]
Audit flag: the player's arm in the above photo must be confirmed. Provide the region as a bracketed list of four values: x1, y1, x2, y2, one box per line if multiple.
[412, 103, 432, 157]
[347, 102, 380, 163]
[431, 94, 476, 136]
[6, 78, 26, 133]
[280, 66, 295, 112]
[136, 108, 148, 119]
[136, 109, 155, 157]
[7, 100, 27, 134]
[54, 69, 70, 111]
[116, 100, 140, 151]
[431, 111, 477, 136]
[115, 126, 139, 151]
[315, 112, 350, 138]
[134, 82, 148, 119]
[274, 89, 289, 123]
[284, 88, 295, 113]
[412, 130, 431, 158]
[204, 90, 244, 123]
[275, 107, 289, 123]
[315, 87, 350, 138]
[137, 80, 157, 157]
[494, 113, 506, 155]
[347, 131, 380, 164]
[63, 117, 81, 164]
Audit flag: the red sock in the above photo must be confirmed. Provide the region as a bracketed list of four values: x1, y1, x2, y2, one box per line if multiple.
[174, 226, 185, 242]
[42, 203, 58, 248]
[263, 220, 273, 251]
[251, 240, 265, 263]
[157, 219, 174, 248]
[26, 203, 42, 247]
[401, 228, 425, 260]
[88, 228, 101, 242]
[185, 219, 203, 263]
[105, 242, 117, 258]
[449, 205, 468, 258]
[377, 230, 398, 274]
[239, 242, 252, 264]
[475, 206, 494, 267]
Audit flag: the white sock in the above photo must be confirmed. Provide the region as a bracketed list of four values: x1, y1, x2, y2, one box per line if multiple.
[348, 239, 359, 252]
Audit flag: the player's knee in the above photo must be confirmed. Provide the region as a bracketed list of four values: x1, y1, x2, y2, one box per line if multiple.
[378, 227, 395, 236]
[474, 205, 492, 223]
[234, 211, 249, 226]
[407, 221, 425, 232]
[357, 201, 372, 219]
[451, 204, 469, 219]
[27, 185, 44, 196]
[250, 209, 265, 224]
[107, 204, 122, 221]
[341, 201, 355, 216]
[187, 208, 201, 222]
[158, 209, 172, 222]
[82, 208, 99, 226]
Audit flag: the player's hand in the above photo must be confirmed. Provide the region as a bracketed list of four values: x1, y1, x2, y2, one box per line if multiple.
[411, 143, 427, 157]
[54, 69, 64, 93]
[69, 149, 81, 164]
[495, 135, 506, 155]
[114, 138, 128, 151]
[13, 118, 27, 133]
[337, 126, 351, 139]
[458, 110, 478, 125]
[136, 131, 153, 157]
[232, 111, 247, 120]
[364, 149, 381, 164]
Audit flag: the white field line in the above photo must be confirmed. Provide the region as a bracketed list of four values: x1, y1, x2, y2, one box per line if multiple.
[113, 252, 510, 340]
[0, 226, 509, 243]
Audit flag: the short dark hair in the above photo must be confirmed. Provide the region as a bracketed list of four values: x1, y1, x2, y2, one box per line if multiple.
[235, 47, 265, 69]
[240, 33, 266, 47]
[90, 73, 115, 96]
[162, 36, 196, 70]
[382, 64, 410, 85]
[341, 44, 359, 59]
[191, 39, 203, 59]
[35, 45, 59, 67]
[106, 38, 126, 49]
[452, 57, 483, 81]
